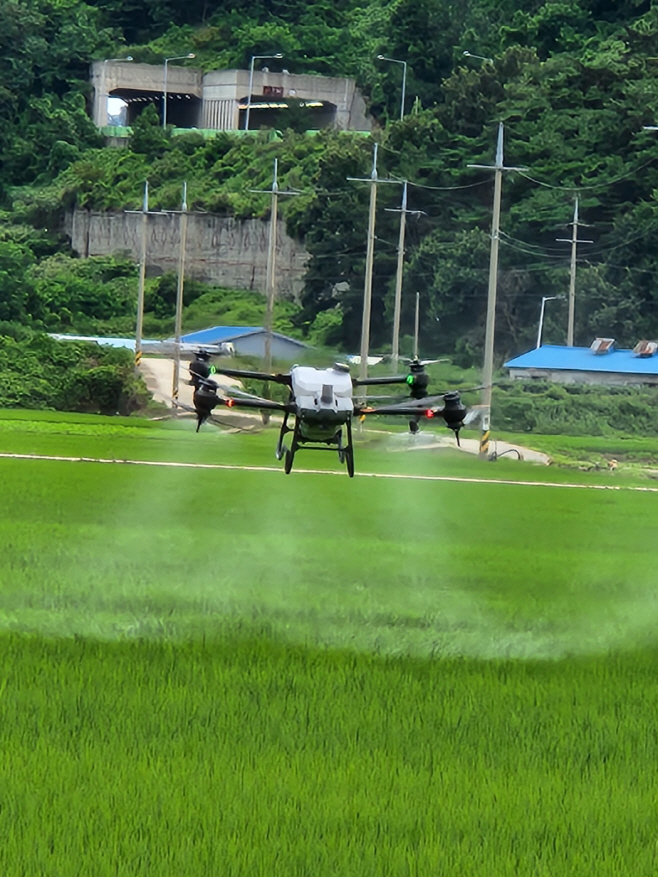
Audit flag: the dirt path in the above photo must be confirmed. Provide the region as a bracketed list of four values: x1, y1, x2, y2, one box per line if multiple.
[139, 357, 240, 408]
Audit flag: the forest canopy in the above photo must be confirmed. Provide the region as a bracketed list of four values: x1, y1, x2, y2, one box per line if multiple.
[3, 0, 658, 363]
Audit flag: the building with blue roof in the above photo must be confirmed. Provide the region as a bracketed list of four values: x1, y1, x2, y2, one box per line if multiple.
[179, 326, 308, 360]
[505, 340, 658, 386]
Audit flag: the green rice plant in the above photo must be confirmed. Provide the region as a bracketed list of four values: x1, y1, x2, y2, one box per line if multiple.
[0, 412, 656, 874]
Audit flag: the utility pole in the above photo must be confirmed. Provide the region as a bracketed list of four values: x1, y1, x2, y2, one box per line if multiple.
[251, 160, 298, 374]
[556, 197, 592, 346]
[359, 144, 378, 383]
[468, 123, 525, 459]
[134, 181, 149, 370]
[413, 291, 420, 360]
[264, 161, 279, 375]
[348, 145, 397, 382]
[172, 182, 188, 410]
[386, 181, 423, 370]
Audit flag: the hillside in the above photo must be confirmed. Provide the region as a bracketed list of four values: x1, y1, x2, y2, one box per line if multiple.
[3, 0, 658, 360]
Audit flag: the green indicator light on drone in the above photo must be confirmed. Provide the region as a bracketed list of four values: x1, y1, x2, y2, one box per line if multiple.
[209, 365, 217, 374]
[406, 374, 414, 385]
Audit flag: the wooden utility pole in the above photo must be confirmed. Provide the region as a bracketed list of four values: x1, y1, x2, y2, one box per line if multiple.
[468, 123, 525, 459]
[348, 145, 397, 382]
[359, 144, 378, 383]
[251, 161, 297, 375]
[264, 161, 279, 375]
[387, 181, 424, 370]
[172, 182, 189, 409]
[557, 197, 592, 346]
[413, 291, 420, 360]
[134, 181, 149, 369]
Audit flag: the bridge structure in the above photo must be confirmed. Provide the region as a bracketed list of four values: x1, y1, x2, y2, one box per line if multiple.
[90, 61, 371, 133]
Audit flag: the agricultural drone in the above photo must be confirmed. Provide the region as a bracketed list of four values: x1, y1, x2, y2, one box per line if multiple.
[189, 352, 467, 477]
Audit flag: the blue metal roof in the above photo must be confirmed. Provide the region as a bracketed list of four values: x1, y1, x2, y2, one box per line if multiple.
[505, 344, 658, 375]
[180, 326, 306, 346]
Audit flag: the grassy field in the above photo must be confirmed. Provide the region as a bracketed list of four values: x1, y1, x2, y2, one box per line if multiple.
[0, 411, 657, 875]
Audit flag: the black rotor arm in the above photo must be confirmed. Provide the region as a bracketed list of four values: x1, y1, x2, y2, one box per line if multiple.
[355, 390, 467, 438]
[352, 375, 408, 387]
[212, 367, 292, 385]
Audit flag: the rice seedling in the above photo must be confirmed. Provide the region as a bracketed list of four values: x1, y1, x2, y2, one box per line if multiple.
[0, 412, 656, 874]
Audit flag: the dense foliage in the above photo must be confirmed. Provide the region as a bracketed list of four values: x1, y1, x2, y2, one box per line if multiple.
[0, 330, 148, 414]
[492, 378, 658, 436]
[5, 0, 658, 368]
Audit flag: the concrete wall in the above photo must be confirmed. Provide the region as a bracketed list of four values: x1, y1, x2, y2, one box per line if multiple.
[67, 209, 309, 299]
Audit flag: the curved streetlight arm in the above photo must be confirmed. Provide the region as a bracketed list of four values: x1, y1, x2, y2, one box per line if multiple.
[99, 56, 133, 127]
[163, 53, 196, 128]
[377, 54, 407, 120]
[463, 50, 494, 63]
[245, 53, 284, 131]
[537, 296, 559, 348]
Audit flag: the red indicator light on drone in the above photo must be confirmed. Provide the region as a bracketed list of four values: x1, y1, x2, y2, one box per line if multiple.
[226, 398, 235, 408]
[425, 409, 435, 418]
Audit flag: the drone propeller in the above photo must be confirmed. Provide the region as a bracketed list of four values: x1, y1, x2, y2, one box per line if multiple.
[222, 385, 285, 404]
[355, 389, 467, 443]
[401, 357, 450, 367]
[160, 395, 256, 433]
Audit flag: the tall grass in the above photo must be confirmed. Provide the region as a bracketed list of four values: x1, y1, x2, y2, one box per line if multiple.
[0, 412, 657, 874]
[1, 636, 657, 875]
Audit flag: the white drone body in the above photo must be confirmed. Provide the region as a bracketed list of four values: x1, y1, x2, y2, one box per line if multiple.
[290, 365, 354, 423]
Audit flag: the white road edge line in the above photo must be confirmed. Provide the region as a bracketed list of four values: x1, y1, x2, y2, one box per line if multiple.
[0, 452, 656, 492]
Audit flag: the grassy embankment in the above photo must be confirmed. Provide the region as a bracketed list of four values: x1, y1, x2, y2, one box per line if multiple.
[0, 411, 657, 875]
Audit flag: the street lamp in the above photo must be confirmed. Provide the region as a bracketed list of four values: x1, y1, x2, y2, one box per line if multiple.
[245, 53, 283, 131]
[536, 296, 560, 348]
[376, 54, 407, 120]
[463, 50, 493, 63]
[98, 56, 133, 127]
[163, 53, 196, 128]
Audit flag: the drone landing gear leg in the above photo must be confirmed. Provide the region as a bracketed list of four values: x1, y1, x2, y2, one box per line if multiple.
[344, 419, 355, 478]
[276, 413, 291, 460]
[284, 419, 301, 474]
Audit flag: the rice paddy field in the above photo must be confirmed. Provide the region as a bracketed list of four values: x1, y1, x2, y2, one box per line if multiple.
[1, 410, 657, 875]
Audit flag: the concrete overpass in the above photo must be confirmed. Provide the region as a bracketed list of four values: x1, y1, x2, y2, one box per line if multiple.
[91, 61, 371, 133]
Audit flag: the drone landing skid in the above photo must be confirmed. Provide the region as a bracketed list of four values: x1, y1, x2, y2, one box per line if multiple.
[275, 414, 355, 477]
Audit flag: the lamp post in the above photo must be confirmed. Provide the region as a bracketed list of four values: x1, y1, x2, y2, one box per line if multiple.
[163, 53, 195, 128]
[245, 53, 283, 131]
[462, 50, 493, 63]
[536, 296, 559, 348]
[98, 56, 133, 127]
[376, 54, 407, 120]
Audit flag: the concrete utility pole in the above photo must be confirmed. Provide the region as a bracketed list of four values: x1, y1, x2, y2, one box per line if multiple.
[134, 181, 149, 369]
[348, 145, 397, 381]
[468, 123, 525, 459]
[251, 160, 298, 374]
[556, 197, 592, 346]
[264, 161, 280, 375]
[413, 291, 420, 360]
[386, 181, 423, 370]
[359, 144, 378, 383]
[172, 182, 189, 409]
